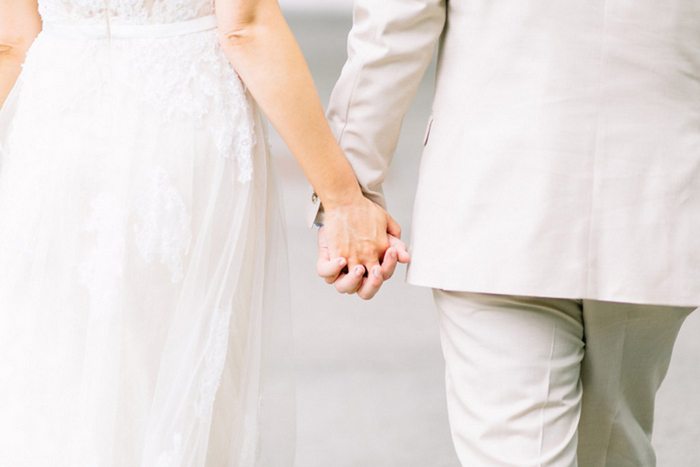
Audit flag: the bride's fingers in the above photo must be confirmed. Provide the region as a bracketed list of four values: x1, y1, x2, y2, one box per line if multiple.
[335, 265, 365, 294]
[357, 265, 384, 300]
[317, 256, 347, 284]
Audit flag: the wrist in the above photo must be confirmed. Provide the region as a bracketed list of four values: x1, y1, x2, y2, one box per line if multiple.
[317, 184, 365, 211]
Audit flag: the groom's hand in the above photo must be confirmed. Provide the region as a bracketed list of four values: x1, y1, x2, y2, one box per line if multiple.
[317, 226, 410, 300]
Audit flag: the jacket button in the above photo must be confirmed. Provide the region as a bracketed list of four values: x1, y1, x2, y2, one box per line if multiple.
[312, 193, 319, 204]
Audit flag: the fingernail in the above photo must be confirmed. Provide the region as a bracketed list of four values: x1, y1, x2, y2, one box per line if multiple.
[354, 266, 364, 276]
[338, 258, 346, 266]
[389, 249, 397, 259]
[373, 267, 382, 278]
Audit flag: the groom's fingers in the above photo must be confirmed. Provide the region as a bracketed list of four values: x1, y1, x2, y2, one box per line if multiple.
[388, 235, 411, 264]
[381, 248, 398, 280]
[357, 264, 384, 300]
[335, 265, 365, 294]
[317, 256, 347, 284]
[385, 212, 402, 239]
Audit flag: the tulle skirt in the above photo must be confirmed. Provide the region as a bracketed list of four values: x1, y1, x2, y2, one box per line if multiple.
[0, 24, 294, 466]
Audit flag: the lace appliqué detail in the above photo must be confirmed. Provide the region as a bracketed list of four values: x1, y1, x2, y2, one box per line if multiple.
[195, 306, 233, 419]
[239, 396, 263, 465]
[79, 192, 127, 316]
[130, 31, 256, 182]
[19, 30, 257, 183]
[38, 0, 215, 25]
[134, 168, 192, 283]
[156, 433, 183, 467]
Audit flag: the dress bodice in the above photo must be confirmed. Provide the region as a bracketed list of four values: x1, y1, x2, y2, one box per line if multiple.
[38, 0, 215, 25]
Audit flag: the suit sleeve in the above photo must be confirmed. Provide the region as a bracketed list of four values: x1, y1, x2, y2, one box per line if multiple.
[326, 0, 446, 213]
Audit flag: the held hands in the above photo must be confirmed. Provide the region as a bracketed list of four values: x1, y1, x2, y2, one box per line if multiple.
[316, 199, 410, 300]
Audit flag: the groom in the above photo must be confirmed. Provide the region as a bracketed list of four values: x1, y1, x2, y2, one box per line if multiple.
[312, 0, 700, 465]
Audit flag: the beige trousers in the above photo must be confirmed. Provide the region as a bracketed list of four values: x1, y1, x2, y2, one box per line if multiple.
[433, 290, 696, 467]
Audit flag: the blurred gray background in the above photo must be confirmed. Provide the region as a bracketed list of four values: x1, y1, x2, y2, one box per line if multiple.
[272, 8, 700, 467]
[279, 0, 351, 12]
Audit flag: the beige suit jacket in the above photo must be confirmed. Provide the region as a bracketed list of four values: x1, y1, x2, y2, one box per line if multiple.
[312, 0, 700, 307]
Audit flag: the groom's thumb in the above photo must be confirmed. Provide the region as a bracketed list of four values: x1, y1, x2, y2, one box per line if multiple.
[385, 213, 402, 239]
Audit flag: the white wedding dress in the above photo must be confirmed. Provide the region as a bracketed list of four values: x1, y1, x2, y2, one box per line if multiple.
[0, 1, 294, 466]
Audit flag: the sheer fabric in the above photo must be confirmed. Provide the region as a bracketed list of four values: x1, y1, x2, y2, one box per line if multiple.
[0, 1, 295, 466]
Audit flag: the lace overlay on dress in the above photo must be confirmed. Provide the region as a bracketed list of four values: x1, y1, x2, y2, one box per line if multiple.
[195, 305, 234, 419]
[156, 433, 184, 467]
[38, 0, 215, 25]
[129, 31, 257, 182]
[134, 167, 192, 283]
[79, 192, 128, 317]
[16, 27, 257, 183]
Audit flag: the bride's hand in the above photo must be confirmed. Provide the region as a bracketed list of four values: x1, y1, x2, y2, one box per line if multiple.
[324, 195, 391, 273]
[317, 202, 410, 300]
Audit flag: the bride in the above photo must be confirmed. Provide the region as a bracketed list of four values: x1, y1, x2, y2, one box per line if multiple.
[0, 0, 406, 464]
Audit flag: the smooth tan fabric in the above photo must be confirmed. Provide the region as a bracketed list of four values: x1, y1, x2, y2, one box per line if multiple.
[433, 290, 694, 466]
[316, 0, 700, 307]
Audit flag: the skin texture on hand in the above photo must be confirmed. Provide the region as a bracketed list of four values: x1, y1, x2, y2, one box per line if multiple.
[317, 220, 410, 301]
[322, 196, 394, 274]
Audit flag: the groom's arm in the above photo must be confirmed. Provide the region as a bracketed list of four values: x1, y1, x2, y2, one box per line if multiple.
[313, 0, 446, 298]
[325, 0, 447, 212]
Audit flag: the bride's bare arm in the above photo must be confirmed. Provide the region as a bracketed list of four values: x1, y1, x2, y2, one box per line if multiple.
[215, 0, 401, 293]
[214, 0, 357, 208]
[0, 0, 41, 109]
